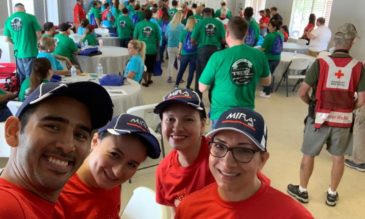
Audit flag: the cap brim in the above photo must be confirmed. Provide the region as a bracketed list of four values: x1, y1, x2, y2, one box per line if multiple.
[105, 129, 161, 159]
[206, 127, 265, 151]
[18, 82, 113, 130]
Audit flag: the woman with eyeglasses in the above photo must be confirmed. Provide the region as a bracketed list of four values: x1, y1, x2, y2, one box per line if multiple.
[175, 107, 314, 219]
[153, 88, 215, 217]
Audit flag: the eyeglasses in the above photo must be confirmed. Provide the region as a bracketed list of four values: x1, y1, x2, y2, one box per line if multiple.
[209, 141, 261, 163]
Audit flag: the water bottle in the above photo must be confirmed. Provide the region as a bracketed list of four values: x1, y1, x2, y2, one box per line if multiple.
[97, 63, 103, 77]
[84, 40, 89, 48]
[70, 65, 77, 82]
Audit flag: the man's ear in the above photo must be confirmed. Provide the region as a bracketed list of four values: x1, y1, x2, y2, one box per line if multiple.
[90, 132, 100, 150]
[4, 116, 21, 147]
[258, 152, 270, 170]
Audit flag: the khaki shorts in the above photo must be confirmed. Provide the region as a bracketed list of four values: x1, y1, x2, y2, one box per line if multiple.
[301, 117, 352, 156]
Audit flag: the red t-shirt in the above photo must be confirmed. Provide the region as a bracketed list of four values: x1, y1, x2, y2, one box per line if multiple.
[176, 178, 314, 219]
[259, 16, 270, 29]
[54, 174, 121, 219]
[0, 178, 55, 218]
[73, 3, 86, 25]
[155, 137, 215, 207]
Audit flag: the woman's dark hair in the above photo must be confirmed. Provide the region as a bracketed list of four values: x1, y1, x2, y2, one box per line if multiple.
[81, 18, 89, 27]
[144, 9, 152, 20]
[309, 13, 316, 24]
[161, 7, 169, 21]
[270, 19, 282, 31]
[265, 8, 271, 17]
[30, 58, 51, 92]
[281, 25, 289, 33]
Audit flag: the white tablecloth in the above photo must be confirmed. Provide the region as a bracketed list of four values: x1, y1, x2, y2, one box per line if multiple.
[98, 36, 120, 47]
[62, 75, 143, 116]
[76, 46, 130, 74]
[283, 42, 308, 54]
[273, 52, 315, 79]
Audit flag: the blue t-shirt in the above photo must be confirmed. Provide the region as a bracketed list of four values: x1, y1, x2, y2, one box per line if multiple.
[77, 27, 86, 35]
[165, 23, 184, 48]
[37, 51, 63, 70]
[124, 55, 144, 82]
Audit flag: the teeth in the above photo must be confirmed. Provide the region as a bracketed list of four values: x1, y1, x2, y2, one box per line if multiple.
[48, 157, 68, 168]
[220, 170, 238, 177]
[171, 135, 185, 139]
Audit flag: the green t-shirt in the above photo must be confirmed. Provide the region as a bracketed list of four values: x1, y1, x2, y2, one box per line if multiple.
[192, 14, 203, 23]
[89, 7, 101, 20]
[136, 11, 145, 22]
[54, 33, 78, 61]
[4, 12, 41, 58]
[0, 89, 5, 95]
[82, 33, 98, 45]
[168, 8, 178, 17]
[191, 17, 225, 49]
[42, 33, 53, 38]
[179, 29, 197, 55]
[262, 31, 284, 61]
[133, 20, 161, 55]
[199, 44, 270, 120]
[244, 18, 260, 47]
[215, 8, 232, 19]
[116, 15, 134, 39]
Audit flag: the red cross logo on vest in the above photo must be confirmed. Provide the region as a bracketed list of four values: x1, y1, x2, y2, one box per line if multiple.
[335, 69, 344, 79]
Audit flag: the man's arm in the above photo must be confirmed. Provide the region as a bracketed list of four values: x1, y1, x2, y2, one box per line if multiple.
[5, 36, 13, 44]
[199, 82, 209, 93]
[36, 31, 42, 40]
[356, 91, 365, 108]
[298, 82, 312, 105]
[260, 74, 271, 86]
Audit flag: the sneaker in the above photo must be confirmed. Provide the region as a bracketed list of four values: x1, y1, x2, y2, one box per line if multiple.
[345, 159, 365, 172]
[259, 91, 271, 98]
[167, 77, 173, 83]
[326, 191, 339, 207]
[287, 184, 309, 203]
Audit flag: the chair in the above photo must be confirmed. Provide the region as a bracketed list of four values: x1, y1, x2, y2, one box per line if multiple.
[126, 104, 165, 170]
[6, 100, 22, 115]
[275, 58, 312, 97]
[121, 187, 170, 219]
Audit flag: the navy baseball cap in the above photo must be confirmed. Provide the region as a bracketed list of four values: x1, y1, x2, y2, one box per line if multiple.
[206, 107, 268, 151]
[16, 82, 113, 130]
[153, 88, 206, 118]
[99, 114, 161, 159]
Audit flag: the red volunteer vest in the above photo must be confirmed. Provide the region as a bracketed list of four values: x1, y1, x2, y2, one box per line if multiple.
[314, 56, 362, 128]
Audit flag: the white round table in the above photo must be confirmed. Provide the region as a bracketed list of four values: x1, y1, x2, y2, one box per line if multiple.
[75, 46, 130, 74]
[283, 42, 308, 54]
[62, 75, 143, 116]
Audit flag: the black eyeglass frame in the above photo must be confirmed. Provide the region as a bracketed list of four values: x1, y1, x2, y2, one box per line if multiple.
[209, 141, 262, 163]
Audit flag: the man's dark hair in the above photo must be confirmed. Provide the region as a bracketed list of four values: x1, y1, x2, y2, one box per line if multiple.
[317, 17, 325, 25]
[172, 0, 178, 7]
[144, 9, 152, 20]
[221, 2, 226, 7]
[19, 106, 37, 133]
[104, 3, 110, 8]
[202, 7, 213, 17]
[122, 7, 129, 14]
[270, 6, 278, 11]
[227, 16, 248, 40]
[14, 3, 24, 8]
[270, 19, 282, 30]
[244, 7, 254, 19]
[192, 3, 197, 9]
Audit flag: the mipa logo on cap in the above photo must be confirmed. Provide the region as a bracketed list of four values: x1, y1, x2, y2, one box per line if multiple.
[127, 117, 149, 132]
[223, 111, 256, 131]
[165, 89, 192, 100]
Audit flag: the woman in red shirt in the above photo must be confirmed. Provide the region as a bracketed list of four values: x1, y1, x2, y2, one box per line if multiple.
[301, 13, 316, 44]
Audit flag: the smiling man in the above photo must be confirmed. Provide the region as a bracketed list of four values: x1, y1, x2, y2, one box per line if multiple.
[175, 107, 313, 219]
[0, 82, 113, 218]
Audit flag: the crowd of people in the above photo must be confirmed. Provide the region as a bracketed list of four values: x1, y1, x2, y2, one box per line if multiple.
[0, 0, 365, 218]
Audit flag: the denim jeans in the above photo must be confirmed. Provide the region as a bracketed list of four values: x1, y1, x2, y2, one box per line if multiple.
[195, 46, 218, 96]
[263, 60, 280, 95]
[16, 57, 35, 84]
[175, 54, 197, 88]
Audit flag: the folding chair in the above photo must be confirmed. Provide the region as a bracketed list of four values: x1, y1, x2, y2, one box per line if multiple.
[275, 58, 312, 97]
[121, 187, 170, 219]
[126, 104, 165, 170]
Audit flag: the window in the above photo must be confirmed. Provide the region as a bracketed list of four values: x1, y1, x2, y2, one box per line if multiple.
[289, 0, 333, 38]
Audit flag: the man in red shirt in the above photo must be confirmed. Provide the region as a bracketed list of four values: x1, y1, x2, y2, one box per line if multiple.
[0, 82, 113, 218]
[74, 0, 86, 29]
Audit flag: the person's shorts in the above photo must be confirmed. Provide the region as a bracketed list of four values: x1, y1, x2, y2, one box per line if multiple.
[301, 117, 352, 156]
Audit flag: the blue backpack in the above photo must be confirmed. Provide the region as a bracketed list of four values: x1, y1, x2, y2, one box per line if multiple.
[183, 31, 197, 53]
[245, 26, 257, 47]
[132, 14, 139, 25]
[270, 33, 283, 55]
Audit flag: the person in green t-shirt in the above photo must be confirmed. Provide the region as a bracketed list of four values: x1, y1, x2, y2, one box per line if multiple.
[54, 23, 80, 63]
[81, 25, 98, 46]
[133, 9, 161, 87]
[243, 7, 260, 47]
[199, 17, 271, 128]
[168, 0, 178, 17]
[116, 8, 134, 47]
[259, 19, 284, 98]
[191, 7, 226, 96]
[88, 1, 102, 27]
[192, 5, 203, 24]
[4, 3, 42, 84]
[42, 22, 56, 38]
[18, 58, 53, 102]
[215, 2, 232, 20]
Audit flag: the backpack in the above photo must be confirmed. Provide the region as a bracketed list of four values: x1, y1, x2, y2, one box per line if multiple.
[161, 20, 169, 34]
[132, 14, 139, 25]
[270, 33, 283, 55]
[245, 26, 257, 47]
[0, 63, 19, 92]
[182, 31, 197, 53]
